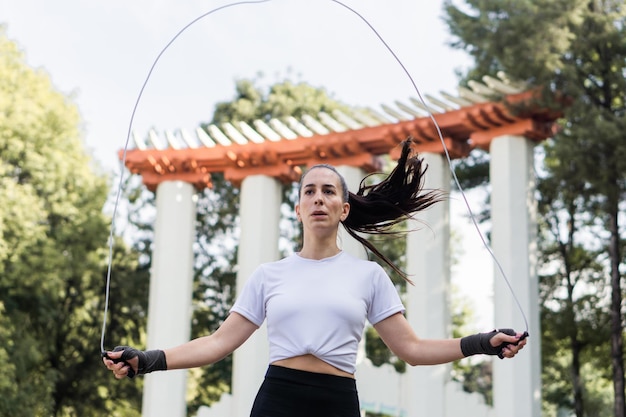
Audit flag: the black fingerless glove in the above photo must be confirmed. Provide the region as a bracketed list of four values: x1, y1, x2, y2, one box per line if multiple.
[460, 328, 517, 359]
[112, 346, 168, 379]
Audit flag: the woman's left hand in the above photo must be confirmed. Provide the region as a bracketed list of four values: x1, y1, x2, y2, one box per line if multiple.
[490, 330, 527, 359]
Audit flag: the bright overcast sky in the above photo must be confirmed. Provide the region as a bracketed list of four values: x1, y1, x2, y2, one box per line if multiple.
[2, 0, 500, 329]
[1, 0, 472, 171]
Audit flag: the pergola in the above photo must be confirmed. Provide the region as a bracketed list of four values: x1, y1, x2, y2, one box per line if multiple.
[123, 72, 559, 417]
[122, 73, 555, 189]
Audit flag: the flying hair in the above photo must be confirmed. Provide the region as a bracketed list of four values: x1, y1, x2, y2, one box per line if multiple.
[345, 137, 446, 283]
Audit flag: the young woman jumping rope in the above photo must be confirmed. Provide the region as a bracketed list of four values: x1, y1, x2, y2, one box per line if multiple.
[103, 138, 527, 417]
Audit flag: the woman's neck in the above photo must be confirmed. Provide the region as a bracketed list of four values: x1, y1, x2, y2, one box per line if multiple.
[299, 235, 341, 260]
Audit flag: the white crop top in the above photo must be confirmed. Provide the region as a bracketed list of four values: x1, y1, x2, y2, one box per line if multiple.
[230, 251, 405, 374]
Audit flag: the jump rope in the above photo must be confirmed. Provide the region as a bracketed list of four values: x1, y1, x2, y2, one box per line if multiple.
[101, 0, 529, 361]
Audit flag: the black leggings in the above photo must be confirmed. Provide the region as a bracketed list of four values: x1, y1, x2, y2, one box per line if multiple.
[250, 365, 361, 417]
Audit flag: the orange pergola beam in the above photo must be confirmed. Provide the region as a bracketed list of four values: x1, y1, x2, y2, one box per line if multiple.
[121, 91, 559, 191]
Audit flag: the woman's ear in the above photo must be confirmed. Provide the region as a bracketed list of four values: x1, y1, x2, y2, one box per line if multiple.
[340, 202, 350, 221]
[295, 204, 302, 222]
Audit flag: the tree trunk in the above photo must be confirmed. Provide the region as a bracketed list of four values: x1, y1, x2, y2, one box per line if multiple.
[571, 337, 584, 417]
[608, 208, 625, 417]
[567, 274, 584, 417]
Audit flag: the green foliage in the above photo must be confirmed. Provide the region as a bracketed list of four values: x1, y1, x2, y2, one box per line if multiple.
[450, 149, 491, 190]
[209, 77, 352, 125]
[443, 0, 587, 86]
[0, 28, 147, 416]
[444, 1, 626, 415]
[537, 135, 616, 417]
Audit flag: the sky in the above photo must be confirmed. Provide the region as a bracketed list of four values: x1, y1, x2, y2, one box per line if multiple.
[1, 0, 497, 328]
[2, 0, 475, 169]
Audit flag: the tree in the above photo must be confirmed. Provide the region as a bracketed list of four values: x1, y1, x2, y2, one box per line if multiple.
[443, 1, 626, 415]
[537, 147, 612, 416]
[0, 27, 148, 416]
[210, 77, 351, 125]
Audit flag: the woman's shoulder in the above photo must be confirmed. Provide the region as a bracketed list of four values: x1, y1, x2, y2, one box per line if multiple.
[336, 252, 389, 280]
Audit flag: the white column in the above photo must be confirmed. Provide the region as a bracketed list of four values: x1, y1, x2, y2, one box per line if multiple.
[336, 165, 367, 260]
[403, 153, 451, 416]
[490, 135, 541, 417]
[231, 175, 282, 417]
[143, 181, 197, 417]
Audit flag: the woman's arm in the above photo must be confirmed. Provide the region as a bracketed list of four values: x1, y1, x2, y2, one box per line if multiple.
[103, 312, 258, 379]
[165, 312, 258, 369]
[373, 312, 525, 366]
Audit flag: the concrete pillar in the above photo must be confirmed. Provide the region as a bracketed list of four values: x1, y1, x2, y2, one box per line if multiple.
[143, 181, 197, 417]
[231, 175, 282, 416]
[403, 153, 451, 416]
[336, 165, 368, 260]
[490, 135, 541, 417]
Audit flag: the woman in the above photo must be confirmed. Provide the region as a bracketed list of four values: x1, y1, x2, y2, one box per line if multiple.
[103, 138, 527, 417]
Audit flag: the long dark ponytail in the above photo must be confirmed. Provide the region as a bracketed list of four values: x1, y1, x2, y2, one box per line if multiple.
[343, 137, 446, 283]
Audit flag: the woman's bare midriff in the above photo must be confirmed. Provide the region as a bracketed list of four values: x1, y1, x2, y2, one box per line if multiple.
[272, 354, 355, 379]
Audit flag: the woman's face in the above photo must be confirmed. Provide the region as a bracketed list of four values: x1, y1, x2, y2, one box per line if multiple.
[296, 167, 350, 232]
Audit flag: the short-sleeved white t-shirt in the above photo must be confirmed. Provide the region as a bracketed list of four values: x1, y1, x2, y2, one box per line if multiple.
[230, 251, 405, 374]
